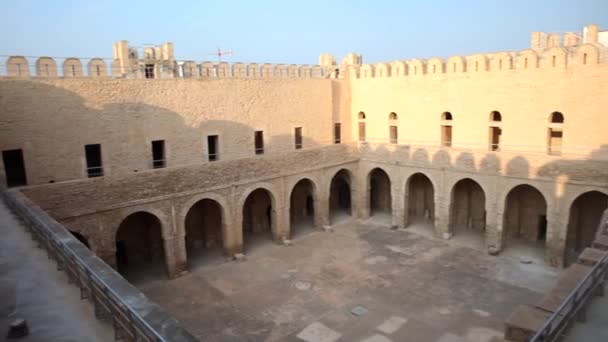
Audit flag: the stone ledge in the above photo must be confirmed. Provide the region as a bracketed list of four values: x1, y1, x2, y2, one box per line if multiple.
[577, 247, 606, 267]
[505, 305, 551, 342]
[536, 263, 592, 312]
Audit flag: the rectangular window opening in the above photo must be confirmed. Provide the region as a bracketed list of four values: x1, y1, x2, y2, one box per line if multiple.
[294, 127, 303, 149]
[548, 129, 563, 156]
[441, 125, 452, 147]
[389, 125, 398, 144]
[152, 140, 166, 168]
[358, 122, 366, 142]
[489, 127, 501, 151]
[334, 123, 341, 144]
[84, 144, 103, 178]
[145, 64, 155, 79]
[254, 131, 264, 155]
[207, 135, 219, 161]
[2, 149, 27, 187]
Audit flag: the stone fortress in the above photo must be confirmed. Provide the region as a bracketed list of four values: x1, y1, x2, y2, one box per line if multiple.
[1, 21, 608, 299]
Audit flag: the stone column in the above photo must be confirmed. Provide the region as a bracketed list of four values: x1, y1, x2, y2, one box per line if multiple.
[162, 235, 188, 278]
[391, 184, 404, 228]
[356, 171, 370, 219]
[545, 207, 566, 268]
[484, 199, 501, 255]
[434, 194, 451, 239]
[274, 203, 290, 242]
[316, 191, 330, 227]
[225, 203, 243, 256]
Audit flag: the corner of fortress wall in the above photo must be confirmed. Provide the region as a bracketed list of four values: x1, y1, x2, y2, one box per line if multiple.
[1, 56, 328, 79]
[352, 43, 607, 79]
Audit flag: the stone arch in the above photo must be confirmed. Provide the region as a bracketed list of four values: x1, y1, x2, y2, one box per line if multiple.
[390, 61, 407, 77]
[503, 184, 548, 246]
[449, 178, 486, 235]
[247, 63, 260, 78]
[183, 198, 225, 267]
[540, 47, 567, 69]
[289, 178, 318, 237]
[360, 64, 374, 78]
[516, 49, 538, 70]
[565, 190, 608, 265]
[405, 172, 435, 227]
[368, 168, 392, 216]
[407, 59, 425, 76]
[62, 58, 83, 77]
[6, 56, 30, 77]
[447, 56, 465, 73]
[329, 168, 353, 224]
[35, 57, 57, 77]
[240, 185, 278, 251]
[87, 58, 107, 78]
[489, 52, 512, 71]
[115, 211, 168, 281]
[466, 54, 488, 72]
[574, 44, 599, 66]
[427, 57, 445, 74]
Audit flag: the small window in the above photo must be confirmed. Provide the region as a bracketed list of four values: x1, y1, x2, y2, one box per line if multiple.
[489, 127, 501, 151]
[358, 122, 366, 142]
[145, 64, 155, 79]
[548, 129, 563, 155]
[524, 58, 528, 69]
[441, 126, 452, 147]
[389, 112, 398, 120]
[389, 125, 398, 144]
[583, 53, 587, 65]
[96, 65, 101, 76]
[441, 111, 453, 121]
[550, 112, 564, 124]
[207, 135, 219, 161]
[358, 111, 366, 120]
[475, 61, 479, 72]
[498, 59, 503, 70]
[84, 144, 103, 177]
[71, 65, 76, 77]
[490, 111, 502, 122]
[294, 127, 303, 149]
[152, 140, 166, 168]
[334, 123, 341, 144]
[2, 149, 27, 187]
[552, 56, 556, 67]
[254, 131, 264, 155]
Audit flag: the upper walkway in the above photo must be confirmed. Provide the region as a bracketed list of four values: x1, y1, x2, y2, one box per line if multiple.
[0, 198, 112, 341]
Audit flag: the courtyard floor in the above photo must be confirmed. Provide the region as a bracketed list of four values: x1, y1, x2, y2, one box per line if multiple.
[139, 217, 560, 342]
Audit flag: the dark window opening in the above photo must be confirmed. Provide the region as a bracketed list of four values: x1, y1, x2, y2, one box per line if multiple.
[489, 127, 502, 151]
[2, 149, 27, 187]
[334, 123, 341, 144]
[254, 131, 264, 155]
[145, 64, 155, 79]
[548, 129, 563, 156]
[390, 125, 398, 144]
[442, 111, 453, 121]
[538, 215, 547, 241]
[491, 110, 502, 122]
[441, 125, 452, 147]
[294, 127, 303, 149]
[550, 111, 564, 123]
[96, 65, 101, 76]
[358, 122, 366, 142]
[85, 144, 103, 177]
[207, 135, 219, 161]
[152, 140, 166, 168]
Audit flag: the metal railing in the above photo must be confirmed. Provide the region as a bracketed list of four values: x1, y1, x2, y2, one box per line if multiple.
[0, 188, 198, 342]
[531, 251, 608, 342]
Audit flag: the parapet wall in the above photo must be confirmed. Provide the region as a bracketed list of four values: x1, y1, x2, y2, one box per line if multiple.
[1, 56, 327, 79]
[354, 44, 607, 79]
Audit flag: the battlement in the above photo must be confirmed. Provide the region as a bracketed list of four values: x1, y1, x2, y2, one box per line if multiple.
[0, 56, 328, 80]
[353, 43, 607, 79]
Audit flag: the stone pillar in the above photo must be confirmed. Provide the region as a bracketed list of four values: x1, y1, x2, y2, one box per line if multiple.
[545, 206, 566, 268]
[391, 184, 404, 228]
[316, 191, 330, 227]
[484, 199, 501, 255]
[357, 171, 370, 219]
[434, 194, 450, 239]
[225, 203, 243, 256]
[162, 235, 187, 278]
[274, 204, 290, 242]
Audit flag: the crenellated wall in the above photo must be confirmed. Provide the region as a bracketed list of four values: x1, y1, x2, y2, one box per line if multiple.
[1, 56, 327, 79]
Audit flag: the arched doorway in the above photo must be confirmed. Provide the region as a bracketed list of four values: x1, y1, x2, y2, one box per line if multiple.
[449, 178, 486, 236]
[503, 184, 547, 259]
[242, 188, 275, 252]
[566, 191, 608, 265]
[329, 169, 352, 224]
[115, 212, 167, 282]
[184, 199, 224, 268]
[369, 168, 392, 217]
[290, 179, 316, 238]
[70, 231, 90, 249]
[406, 173, 435, 227]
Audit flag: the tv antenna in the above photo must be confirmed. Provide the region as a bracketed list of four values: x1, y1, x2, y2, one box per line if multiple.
[208, 47, 233, 62]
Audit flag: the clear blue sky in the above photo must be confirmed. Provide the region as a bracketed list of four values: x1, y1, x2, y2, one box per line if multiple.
[2, 0, 607, 64]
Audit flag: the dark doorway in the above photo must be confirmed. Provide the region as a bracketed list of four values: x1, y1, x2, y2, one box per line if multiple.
[407, 173, 435, 226]
[449, 178, 486, 234]
[115, 212, 167, 283]
[566, 191, 608, 265]
[369, 168, 392, 216]
[2, 149, 27, 187]
[185, 199, 224, 268]
[330, 169, 352, 224]
[290, 179, 316, 237]
[243, 189, 274, 252]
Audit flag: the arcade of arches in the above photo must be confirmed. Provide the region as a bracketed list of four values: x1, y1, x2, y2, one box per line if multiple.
[108, 168, 608, 279]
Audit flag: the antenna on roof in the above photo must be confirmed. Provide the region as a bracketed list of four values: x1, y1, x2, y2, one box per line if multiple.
[208, 47, 233, 62]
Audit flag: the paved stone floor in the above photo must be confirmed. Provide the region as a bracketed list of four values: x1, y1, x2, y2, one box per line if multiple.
[0, 199, 112, 341]
[139, 217, 560, 342]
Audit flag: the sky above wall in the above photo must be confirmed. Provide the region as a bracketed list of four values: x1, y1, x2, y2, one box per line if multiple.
[2, 0, 607, 64]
